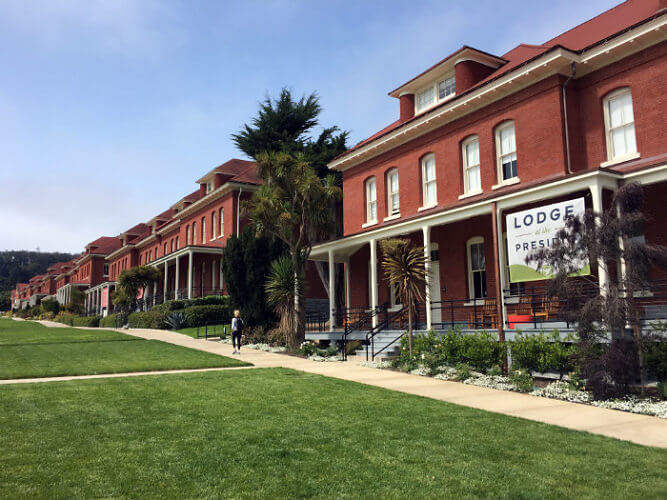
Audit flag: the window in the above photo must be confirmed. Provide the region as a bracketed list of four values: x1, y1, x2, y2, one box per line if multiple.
[211, 212, 216, 240]
[421, 154, 437, 207]
[186, 226, 191, 246]
[438, 76, 455, 100]
[103, 264, 109, 276]
[386, 169, 399, 217]
[219, 208, 224, 237]
[192, 222, 197, 245]
[467, 237, 487, 300]
[201, 217, 206, 244]
[207, 181, 214, 193]
[365, 177, 377, 224]
[495, 121, 517, 183]
[417, 86, 435, 111]
[462, 136, 481, 194]
[164, 243, 168, 255]
[175, 236, 179, 249]
[604, 88, 637, 162]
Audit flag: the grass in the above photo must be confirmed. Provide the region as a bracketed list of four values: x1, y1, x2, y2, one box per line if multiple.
[175, 323, 230, 339]
[0, 318, 250, 379]
[0, 368, 665, 499]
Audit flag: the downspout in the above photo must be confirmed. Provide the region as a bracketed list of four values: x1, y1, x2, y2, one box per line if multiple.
[562, 62, 576, 175]
[236, 187, 243, 235]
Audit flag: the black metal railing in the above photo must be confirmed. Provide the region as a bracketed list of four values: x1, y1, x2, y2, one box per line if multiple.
[341, 303, 389, 361]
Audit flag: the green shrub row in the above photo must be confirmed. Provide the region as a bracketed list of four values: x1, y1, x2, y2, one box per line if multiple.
[152, 295, 231, 313]
[99, 313, 128, 328]
[128, 310, 169, 329]
[71, 316, 101, 327]
[127, 303, 232, 330]
[511, 331, 576, 377]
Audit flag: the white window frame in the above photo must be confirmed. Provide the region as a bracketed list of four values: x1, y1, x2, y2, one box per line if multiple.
[461, 135, 482, 196]
[420, 154, 437, 209]
[415, 73, 456, 114]
[219, 208, 224, 238]
[493, 121, 519, 188]
[211, 212, 216, 240]
[466, 236, 487, 300]
[364, 177, 377, 226]
[602, 87, 639, 166]
[192, 222, 197, 246]
[201, 217, 206, 244]
[385, 168, 400, 219]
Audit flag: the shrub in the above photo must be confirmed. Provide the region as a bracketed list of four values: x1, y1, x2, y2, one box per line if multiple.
[54, 312, 77, 326]
[128, 310, 169, 329]
[267, 328, 288, 347]
[487, 365, 502, 376]
[510, 370, 534, 392]
[41, 299, 60, 315]
[99, 313, 127, 328]
[181, 304, 232, 328]
[243, 325, 269, 344]
[164, 312, 187, 331]
[71, 316, 100, 327]
[511, 331, 575, 377]
[455, 363, 472, 381]
[459, 331, 505, 372]
[643, 336, 667, 384]
[152, 295, 231, 313]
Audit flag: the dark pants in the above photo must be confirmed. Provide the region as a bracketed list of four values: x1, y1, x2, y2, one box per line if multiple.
[232, 331, 242, 349]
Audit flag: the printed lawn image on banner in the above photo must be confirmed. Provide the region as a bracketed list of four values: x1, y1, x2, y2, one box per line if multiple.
[506, 197, 589, 283]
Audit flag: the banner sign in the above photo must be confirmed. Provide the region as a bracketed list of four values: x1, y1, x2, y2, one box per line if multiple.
[101, 287, 108, 308]
[506, 198, 589, 283]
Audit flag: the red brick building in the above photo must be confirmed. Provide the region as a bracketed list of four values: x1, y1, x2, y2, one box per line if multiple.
[308, 0, 667, 341]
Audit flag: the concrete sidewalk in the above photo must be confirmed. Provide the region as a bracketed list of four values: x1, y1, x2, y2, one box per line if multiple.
[19, 320, 667, 448]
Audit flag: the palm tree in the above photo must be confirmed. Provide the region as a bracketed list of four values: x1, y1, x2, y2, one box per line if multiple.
[380, 239, 427, 357]
[265, 255, 303, 333]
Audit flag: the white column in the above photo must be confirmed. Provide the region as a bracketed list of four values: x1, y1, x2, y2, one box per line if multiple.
[219, 259, 224, 294]
[164, 261, 168, 303]
[345, 259, 351, 310]
[370, 239, 378, 328]
[212, 260, 217, 293]
[328, 250, 336, 331]
[187, 251, 193, 299]
[590, 182, 608, 295]
[175, 257, 180, 299]
[423, 225, 432, 330]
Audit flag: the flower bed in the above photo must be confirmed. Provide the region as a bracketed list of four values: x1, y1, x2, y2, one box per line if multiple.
[360, 361, 667, 419]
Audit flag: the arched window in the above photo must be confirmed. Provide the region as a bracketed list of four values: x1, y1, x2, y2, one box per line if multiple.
[385, 168, 399, 217]
[201, 217, 206, 244]
[421, 153, 437, 208]
[192, 222, 197, 245]
[462, 135, 481, 195]
[186, 226, 191, 246]
[466, 237, 487, 300]
[219, 208, 224, 237]
[211, 211, 216, 240]
[365, 177, 377, 224]
[175, 236, 180, 249]
[603, 88, 637, 162]
[495, 121, 517, 184]
[164, 243, 168, 255]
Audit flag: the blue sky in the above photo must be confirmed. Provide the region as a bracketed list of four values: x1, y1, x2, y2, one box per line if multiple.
[0, 0, 619, 253]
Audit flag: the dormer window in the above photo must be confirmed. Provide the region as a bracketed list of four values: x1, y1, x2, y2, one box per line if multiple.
[207, 181, 214, 193]
[415, 74, 456, 113]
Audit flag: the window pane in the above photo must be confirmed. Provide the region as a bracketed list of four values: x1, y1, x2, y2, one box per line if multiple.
[471, 243, 485, 271]
[611, 128, 626, 157]
[426, 182, 437, 204]
[368, 180, 376, 200]
[624, 124, 637, 155]
[426, 160, 436, 181]
[391, 193, 399, 212]
[500, 126, 515, 154]
[466, 140, 479, 167]
[438, 76, 455, 99]
[418, 87, 435, 109]
[468, 165, 481, 192]
[502, 153, 517, 180]
[609, 96, 624, 128]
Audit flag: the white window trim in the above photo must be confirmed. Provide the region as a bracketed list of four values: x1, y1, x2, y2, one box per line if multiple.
[365, 177, 378, 225]
[466, 236, 485, 300]
[420, 154, 437, 209]
[385, 168, 400, 218]
[602, 87, 639, 164]
[414, 72, 456, 114]
[218, 208, 225, 238]
[495, 121, 518, 185]
[462, 135, 482, 196]
[211, 213, 217, 240]
[383, 214, 401, 222]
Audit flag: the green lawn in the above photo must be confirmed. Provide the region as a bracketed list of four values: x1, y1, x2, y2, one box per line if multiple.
[176, 323, 230, 338]
[0, 368, 665, 499]
[0, 319, 250, 379]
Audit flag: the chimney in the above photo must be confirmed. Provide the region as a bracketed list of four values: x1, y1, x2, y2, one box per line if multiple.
[454, 60, 496, 94]
[399, 93, 415, 122]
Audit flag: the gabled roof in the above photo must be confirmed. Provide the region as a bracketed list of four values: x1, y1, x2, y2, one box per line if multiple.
[85, 236, 122, 255]
[334, 0, 665, 166]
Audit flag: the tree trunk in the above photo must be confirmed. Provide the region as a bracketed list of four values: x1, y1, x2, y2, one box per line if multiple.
[291, 254, 306, 351]
[407, 301, 413, 358]
[622, 235, 647, 394]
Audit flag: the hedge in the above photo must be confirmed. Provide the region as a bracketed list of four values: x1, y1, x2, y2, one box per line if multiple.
[71, 316, 101, 327]
[180, 304, 232, 328]
[99, 313, 128, 329]
[54, 312, 78, 326]
[128, 310, 169, 329]
[152, 295, 230, 313]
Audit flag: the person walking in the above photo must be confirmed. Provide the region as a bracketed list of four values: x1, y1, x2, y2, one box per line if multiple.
[231, 310, 244, 354]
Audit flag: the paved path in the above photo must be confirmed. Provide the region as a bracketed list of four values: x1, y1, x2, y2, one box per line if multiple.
[10, 320, 667, 448]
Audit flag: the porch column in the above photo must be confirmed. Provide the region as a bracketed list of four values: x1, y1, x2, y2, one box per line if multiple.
[187, 251, 193, 299]
[163, 261, 168, 302]
[328, 249, 336, 331]
[345, 259, 351, 309]
[212, 260, 217, 293]
[98, 288, 102, 314]
[492, 202, 508, 371]
[423, 225, 432, 330]
[370, 239, 378, 328]
[175, 257, 180, 299]
[590, 182, 608, 295]
[220, 260, 224, 295]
